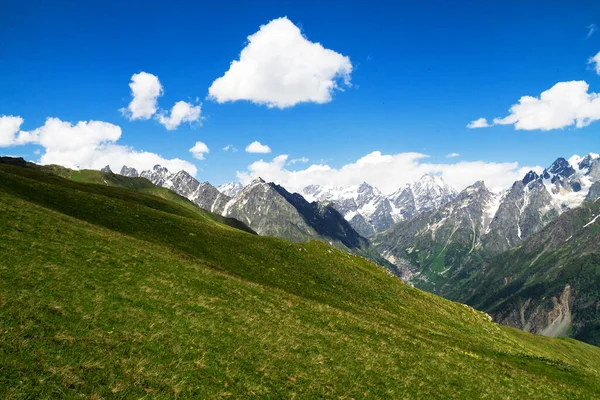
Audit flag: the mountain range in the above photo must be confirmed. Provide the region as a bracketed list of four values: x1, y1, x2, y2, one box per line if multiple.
[300, 175, 457, 236]
[114, 153, 600, 346]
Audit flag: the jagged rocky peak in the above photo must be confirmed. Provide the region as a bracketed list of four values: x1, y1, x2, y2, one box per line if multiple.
[152, 164, 170, 175]
[522, 170, 539, 185]
[544, 157, 575, 179]
[119, 165, 139, 177]
[357, 181, 377, 194]
[100, 165, 112, 173]
[569, 152, 600, 171]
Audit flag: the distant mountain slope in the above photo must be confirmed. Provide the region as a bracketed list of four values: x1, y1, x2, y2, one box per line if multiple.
[462, 197, 600, 346]
[374, 181, 499, 282]
[226, 178, 369, 251]
[2, 160, 600, 397]
[376, 154, 600, 288]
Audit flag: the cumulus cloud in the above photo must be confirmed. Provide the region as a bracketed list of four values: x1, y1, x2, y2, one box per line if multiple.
[189, 141, 209, 160]
[492, 81, 600, 130]
[121, 72, 163, 120]
[446, 153, 460, 158]
[223, 144, 238, 152]
[467, 118, 490, 129]
[0, 115, 30, 146]
[157, 101, 202, 130]
[208, 17, 353, 108]
[588, 52, 600, 75]
[245, 141, 271, 153]
[1, 116, 196, 175]
[289, 157, 309, 164]
[237, 151, 541, 194]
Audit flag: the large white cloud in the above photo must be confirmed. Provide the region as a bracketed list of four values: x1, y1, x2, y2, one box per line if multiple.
[237, 151, 541, 194]
[489, 81, 600, 130]
[208, 17, 353, 108]
[121, 72, 164, 120]
[157, 101, 202, 130]
[1, 116, 196, 175]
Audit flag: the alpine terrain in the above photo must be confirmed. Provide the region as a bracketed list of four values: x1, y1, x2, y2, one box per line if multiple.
[3, 158, 600, 398]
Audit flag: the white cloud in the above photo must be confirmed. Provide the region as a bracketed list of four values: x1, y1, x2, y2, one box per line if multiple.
[0, 115, 30, 146]
[588, 52, 600, 75]
[446, 153, 460, 158]
[493, 81, 600, 130]
[222, 144, 238, 152]
[587, 24, 597, 38]
[245, 141, 271, 153]
[289, 157, 309, 164]
[467, 118, 490, 129]
[237, 151, 541, 194]
[2, 116, 196, 175]
[208, 17, 353, 109]
[157, 101, 202, 130]
[189, 141, 209, 160]
[121, 72, 163, 120]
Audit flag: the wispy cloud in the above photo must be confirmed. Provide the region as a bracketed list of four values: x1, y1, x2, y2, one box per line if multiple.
[223, 144, 238, 152]
[446, 153, 460, 158]
[289, 157, 309, 164]
[587, 24, 597, 39]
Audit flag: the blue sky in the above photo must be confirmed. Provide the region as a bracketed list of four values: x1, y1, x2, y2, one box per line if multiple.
[2, 1, 600, 191]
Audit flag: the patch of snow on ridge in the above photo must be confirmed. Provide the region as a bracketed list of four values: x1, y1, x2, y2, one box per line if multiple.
[583, 214, 600, 228]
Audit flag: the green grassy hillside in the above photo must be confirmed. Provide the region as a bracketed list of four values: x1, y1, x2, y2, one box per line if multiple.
[2, 163, 600, 398]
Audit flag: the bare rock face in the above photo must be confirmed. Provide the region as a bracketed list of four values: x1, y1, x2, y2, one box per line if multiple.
[493, 285, 573, 338]
[119, 166, 139, 178]
[100, 165, 112, 173]
[587, 181, 600, 202]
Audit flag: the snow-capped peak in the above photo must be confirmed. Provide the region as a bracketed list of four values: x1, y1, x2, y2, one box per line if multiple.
[411, 174, 457, 213]
[217, 182, 244, 198]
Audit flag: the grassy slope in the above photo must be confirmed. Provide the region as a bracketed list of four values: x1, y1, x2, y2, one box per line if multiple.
[2, 165, 600, 398]
[33, 163, 255, 235]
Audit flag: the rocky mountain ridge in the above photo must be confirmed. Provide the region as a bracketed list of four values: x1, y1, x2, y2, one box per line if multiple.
[120, 165, 370, 252]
